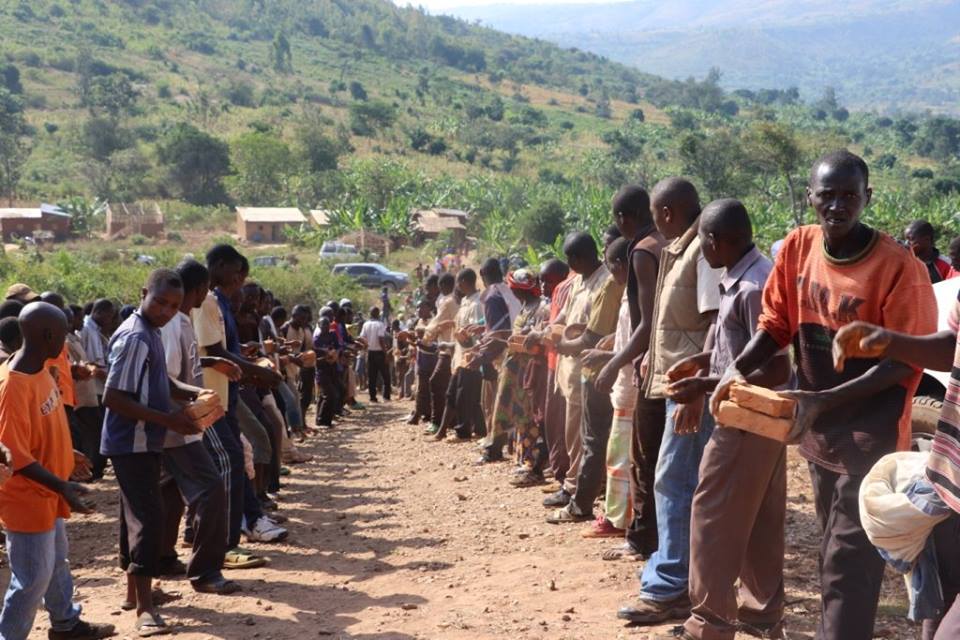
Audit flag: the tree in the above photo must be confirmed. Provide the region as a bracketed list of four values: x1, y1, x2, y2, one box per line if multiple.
[296, 124, 342, 173]
[157, 123, 231, 204]
[678, 130, 744, 199]
[228, 131, 295, 205]
[82, 117, 129, 161]
[349, 81, 367, 101]
[349, 100, 395, 136]
[520, 199, 565, 246]
[0, 88, 28, 205]
[272, 31, 293, 73]
[1, 64, 23, 94]
[742, 122, 805, 224]
[84, 73, 138, 117]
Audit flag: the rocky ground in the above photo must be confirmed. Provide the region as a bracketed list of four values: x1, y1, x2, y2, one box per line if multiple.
[10, 398, 920, 639]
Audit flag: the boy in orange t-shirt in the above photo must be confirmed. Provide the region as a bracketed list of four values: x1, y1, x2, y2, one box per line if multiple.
[0, 302, 114, 640]
[709, 151, 936, 640]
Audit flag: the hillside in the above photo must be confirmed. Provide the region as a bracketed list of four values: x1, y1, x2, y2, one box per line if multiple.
[0, 0, 958, 265]
[448, 0, 960, 114]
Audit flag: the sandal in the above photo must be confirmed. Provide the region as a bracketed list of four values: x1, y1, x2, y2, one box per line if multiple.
[545, 506, 592, 524]
[135, 611, 169, 637]
[223, 549, 266, 570]
[602, 543, 643, 562]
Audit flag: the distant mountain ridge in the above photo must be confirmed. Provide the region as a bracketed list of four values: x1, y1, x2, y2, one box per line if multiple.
[448, 0, 960, 113]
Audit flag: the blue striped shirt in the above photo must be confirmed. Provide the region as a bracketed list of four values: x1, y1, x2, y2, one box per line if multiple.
[100, 311, 171, 456]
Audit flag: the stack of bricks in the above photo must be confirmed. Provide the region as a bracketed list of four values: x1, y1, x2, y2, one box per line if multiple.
[716, 383, 796, 443]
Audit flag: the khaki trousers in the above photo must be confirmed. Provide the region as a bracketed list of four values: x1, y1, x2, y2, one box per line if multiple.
[684, 426, 787, 640]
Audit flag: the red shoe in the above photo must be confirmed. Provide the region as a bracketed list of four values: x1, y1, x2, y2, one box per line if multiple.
[581, 515, 625, 538]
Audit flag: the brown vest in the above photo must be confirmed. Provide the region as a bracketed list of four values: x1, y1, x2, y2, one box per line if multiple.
[643, 219, 719, 399]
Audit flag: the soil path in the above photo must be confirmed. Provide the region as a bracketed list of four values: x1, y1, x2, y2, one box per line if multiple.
[13, 399, 919, 639]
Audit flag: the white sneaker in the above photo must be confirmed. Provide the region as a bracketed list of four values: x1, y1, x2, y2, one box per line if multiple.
[243, 516, 288, 543]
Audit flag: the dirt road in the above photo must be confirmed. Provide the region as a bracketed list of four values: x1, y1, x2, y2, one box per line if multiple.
[13, 399, 919, 639]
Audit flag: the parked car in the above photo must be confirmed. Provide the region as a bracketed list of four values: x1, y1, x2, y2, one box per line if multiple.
[252, 255, 285, 267]
[332, 263, 409, 291]
[912, 276, 960, 451]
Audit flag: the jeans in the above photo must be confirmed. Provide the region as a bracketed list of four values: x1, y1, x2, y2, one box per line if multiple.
[278, 381, 303, 431]
[640, 399, 715, 602]
[0, 519, 81, 640]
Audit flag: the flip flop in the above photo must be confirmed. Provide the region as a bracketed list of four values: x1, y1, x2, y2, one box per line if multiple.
[545, 507, 591, 524]
[223, 549, 266, 570]
[135, 611, 169, 637]
[602, 543, 643, 562]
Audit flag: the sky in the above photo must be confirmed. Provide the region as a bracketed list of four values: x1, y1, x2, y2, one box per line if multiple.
[393, 0, 628, 11]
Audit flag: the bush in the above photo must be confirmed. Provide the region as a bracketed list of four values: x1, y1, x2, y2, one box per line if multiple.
[912, 168, 935, 179]
[519, 199, 565, 246]
[222, 80, 255, 107]
[349, 81, 367, 101]
[165, 231, 183, 243]
[130, 234, 147, 245]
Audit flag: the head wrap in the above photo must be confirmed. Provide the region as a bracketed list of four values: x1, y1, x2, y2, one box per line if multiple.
[507, 269, 541, 298]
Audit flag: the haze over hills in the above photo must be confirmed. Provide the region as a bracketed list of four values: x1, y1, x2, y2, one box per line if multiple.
[445, 0, 960, 114]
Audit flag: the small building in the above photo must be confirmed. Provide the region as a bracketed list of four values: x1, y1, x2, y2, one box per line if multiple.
[0, 204, 71, 242]
[411, 209, 467, 246]
[309, 209, 332, 228]
[236, 207, 306, 243]
[105, 202, 165, 239]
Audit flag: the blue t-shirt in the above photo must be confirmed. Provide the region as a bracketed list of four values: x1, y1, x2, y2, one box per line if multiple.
[100, 311, 171, 456]
[214, 288, 241, 407]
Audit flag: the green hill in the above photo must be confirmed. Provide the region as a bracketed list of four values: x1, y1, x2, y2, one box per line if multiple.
[0, 0, 958, 260]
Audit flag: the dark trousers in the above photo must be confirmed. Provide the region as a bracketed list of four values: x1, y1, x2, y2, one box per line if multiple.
[315, 366, 341, 427]
[159, 470, 184, 571]
[626, 395, 666, 556]
[543, 369, 568, 483]
[443, 368, 485, 438]
[367, 351, 391, 401]
[202, 413, 246, 549]
[926, 514, 960, 639]
[112, 452, 163, 577]
[569, 379, 615, 516]
[430, 354, 452, 426]
[414, 355, 438, 422]
[71, 405, 107, 479]
[162, 442, 227, 583]
[299, 366, 316, 420]
[809, 463, 885, 640]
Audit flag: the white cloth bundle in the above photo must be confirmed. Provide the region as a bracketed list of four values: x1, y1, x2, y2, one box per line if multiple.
[859, 451, 949, 570]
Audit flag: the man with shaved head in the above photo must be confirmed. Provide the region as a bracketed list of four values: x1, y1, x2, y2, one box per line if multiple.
[0, 301, 115, 639]
[618, 177, 723, 625]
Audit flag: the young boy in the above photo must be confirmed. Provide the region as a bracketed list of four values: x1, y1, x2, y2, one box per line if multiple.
[711, 151, 936, 640]
[101, 269, 205, 634]
[652, 199, 792, 640]
[160, 258, 240, 595]
[0, 302, 114, 640]
[905, 219, 952, 283]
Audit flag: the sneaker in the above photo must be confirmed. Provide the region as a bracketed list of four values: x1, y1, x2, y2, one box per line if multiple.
[581, 515, 625, 538]
[48, 620, 116, 640]
[616, 594, 691, 625]
[423, 423, 440, 436]
[243, 516, 288, 543]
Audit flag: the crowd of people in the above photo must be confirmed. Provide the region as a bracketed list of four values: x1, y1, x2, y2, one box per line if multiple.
[389, 149, 960, 640]
[0, 243, 396, 638]
[3, 148, 960, 640]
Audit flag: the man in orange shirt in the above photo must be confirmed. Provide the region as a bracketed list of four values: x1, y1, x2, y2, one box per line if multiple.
[0, 302, 114, 640]
[710, 151, 936, 640]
